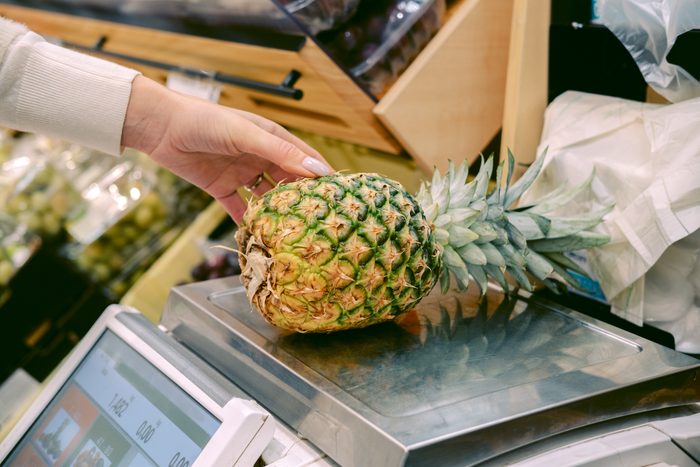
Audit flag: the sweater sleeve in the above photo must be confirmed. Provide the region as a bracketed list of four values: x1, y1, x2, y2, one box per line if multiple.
[0, 17, 140, 155]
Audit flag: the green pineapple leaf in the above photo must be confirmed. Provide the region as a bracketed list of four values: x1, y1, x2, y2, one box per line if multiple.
[518, 169, 596, 214]
[542, 252, 588, 277]
[528, 231, 610, 253]
[474, 156, 493, 199]
[524, 249, 555, 281]
[505, 211, 551, 240]
[545, 205, 614, 239]
[503, 148, 548, 209]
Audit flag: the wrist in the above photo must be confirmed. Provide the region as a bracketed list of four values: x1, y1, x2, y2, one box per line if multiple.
[121, 75, 175, 154]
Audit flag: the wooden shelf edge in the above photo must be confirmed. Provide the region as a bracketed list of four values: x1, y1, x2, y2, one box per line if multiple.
[500, 0, 550, 169]
[374, 0, 515, 174]
[0, 4, 402, 155]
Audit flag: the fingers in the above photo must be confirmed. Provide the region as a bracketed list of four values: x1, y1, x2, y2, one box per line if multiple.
[265, 164, 298, 186]
[220, 176, 276, 224]
[220, 192, 248, 224]
[248, 174, 275, 197]
[231, 109, 332, 167]
[219, 169, 278, 223]
[232, 119, 333, 178]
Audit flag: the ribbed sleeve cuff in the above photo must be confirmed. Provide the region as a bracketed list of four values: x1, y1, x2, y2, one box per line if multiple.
[0, 18, 27, 63]
[1, 30, 140, 155]
[18, 40, 140, 155]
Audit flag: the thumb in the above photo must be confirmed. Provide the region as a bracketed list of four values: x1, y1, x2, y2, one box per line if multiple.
[233, 119, 332, 178]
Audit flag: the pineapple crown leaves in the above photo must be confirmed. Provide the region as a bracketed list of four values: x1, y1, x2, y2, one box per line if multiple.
[415, 149, 612, 296]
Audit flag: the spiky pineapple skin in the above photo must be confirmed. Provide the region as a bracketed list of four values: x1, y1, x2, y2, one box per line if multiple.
[236, 173, 442, 333]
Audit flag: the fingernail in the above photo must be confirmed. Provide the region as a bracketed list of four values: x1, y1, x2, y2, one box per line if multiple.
[302, 156, 332, 176]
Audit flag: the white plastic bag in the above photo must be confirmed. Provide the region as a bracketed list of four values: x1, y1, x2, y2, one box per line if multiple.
[644, 231, 700, 354]
[521, 91, 700, 350]
[598, 0, 700, 103]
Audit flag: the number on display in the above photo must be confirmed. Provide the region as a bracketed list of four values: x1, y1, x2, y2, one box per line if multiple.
[169, 451, 191, 467]
[108, 394, 129, 418]
[136, 421, 156, 444]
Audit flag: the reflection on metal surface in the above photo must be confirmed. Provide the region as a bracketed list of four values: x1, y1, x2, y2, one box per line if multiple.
[162, 277, 700, 467]
[262, 292, 639, 417]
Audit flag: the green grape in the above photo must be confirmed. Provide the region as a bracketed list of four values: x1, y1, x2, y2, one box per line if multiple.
[110, 235, 128, 248]
[107, 254, 123, 270]
[50, 192, 70, 217]
[18, 211, 41, 231]
[30, 191, 50, 211]
[0, 260, 14, 285]
[43, 213, 61, 235]
[7, 195, 28, 214]
[134, 206, 154, 228]
[141, 192, 161, 209]
[92, 263, 111, 282]
[84, 243, 103, 260]
[75, 253, 93, 271]
[50, 192, 69, 215]
[110, 281, 128, 297]
[33, 167, 52, 185]
[121, 225, 140, 240]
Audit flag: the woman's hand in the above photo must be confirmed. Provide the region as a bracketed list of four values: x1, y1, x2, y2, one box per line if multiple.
[121, 76, 332, 222]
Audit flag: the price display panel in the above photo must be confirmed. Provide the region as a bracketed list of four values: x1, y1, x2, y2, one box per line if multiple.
[3, 330, 219, 467]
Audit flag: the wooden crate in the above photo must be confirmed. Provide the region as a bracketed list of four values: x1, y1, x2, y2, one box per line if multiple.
[0, 0, 515, 173]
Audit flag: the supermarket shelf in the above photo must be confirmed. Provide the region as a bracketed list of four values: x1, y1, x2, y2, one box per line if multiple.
[376, 0, 514, 174]
[500, 0, 550, 168]
[0, 0, 307, 51]
[120, 202, 228, 324]
[0, 0, 515, 174]
[65, 36, 305, 100]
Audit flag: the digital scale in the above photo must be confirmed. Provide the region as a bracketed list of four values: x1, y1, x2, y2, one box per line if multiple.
[0, 305, 329, 467]
[2, 276, 699, 466]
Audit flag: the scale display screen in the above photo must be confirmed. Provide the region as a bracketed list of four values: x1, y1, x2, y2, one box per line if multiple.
[4, 330, 221, 466]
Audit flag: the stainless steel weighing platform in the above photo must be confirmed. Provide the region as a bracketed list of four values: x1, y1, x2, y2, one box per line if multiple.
[160, 277, 700, 466]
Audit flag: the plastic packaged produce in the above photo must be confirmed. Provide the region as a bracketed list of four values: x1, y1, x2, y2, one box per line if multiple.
[61, 150, 161, 285]
[8, 134, 74, 163]
[51, 143, 120, 194]
[0, 134, 36, 202]
[188, 217, 241, 282]
[66, 188, 168, 286]
[3, 158, 82, 237]
[0, 128, 14, 162]
[121, 0, 358, 34]
[320, 0, 446, 96]
[0, 156, 31, 208]
[279, 0, 362, 35]
[106, 221, 184, 298]
[106, 184, 210, 299]
[120, 0, 195, 18]
[65, 154, 158, 245]
[0, 215, 41, 288]
[64, 155, 210, 298]
[154, 168, 212, 220]
[190, 251, 241, 282]
[41, 0, 118, 10]
[184, 0, 282, 27]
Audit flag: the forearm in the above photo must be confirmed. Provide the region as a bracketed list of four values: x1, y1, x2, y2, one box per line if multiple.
[121, 75, 176, 155]
[0, 17, 139, 155]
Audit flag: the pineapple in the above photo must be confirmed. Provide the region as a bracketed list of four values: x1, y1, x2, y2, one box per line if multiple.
[235, 151, 610, 333]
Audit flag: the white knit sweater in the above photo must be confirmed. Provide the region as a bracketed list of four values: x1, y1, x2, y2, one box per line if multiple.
[0, 17, 139, 155]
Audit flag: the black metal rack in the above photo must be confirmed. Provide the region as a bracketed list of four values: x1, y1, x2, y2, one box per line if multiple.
[0, 0, 308, 100]
[67, 36, 305, 100]
[549, 0, 699, 103]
